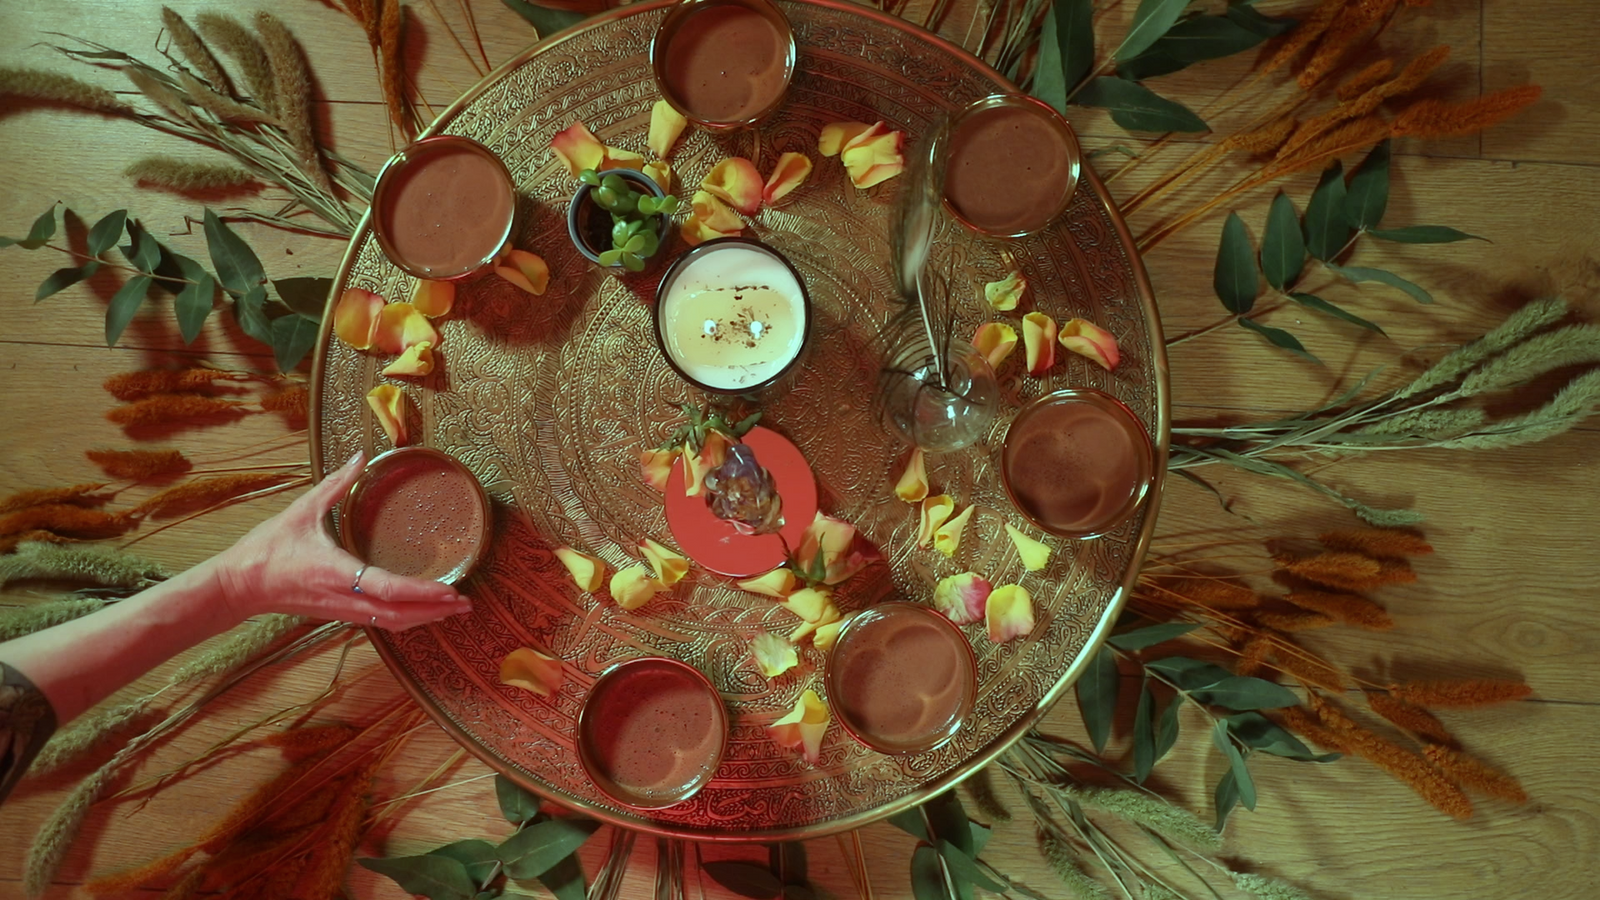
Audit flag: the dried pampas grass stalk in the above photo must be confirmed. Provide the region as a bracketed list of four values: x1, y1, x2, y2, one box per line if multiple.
[86, 448, 193, 481]
[194, 12, 277, 115]
[125, 157, 262, 192]
[0, 66, 132, 115]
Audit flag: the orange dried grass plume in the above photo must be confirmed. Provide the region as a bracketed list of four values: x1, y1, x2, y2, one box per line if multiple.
[1278, 704, 1351, 752]
[1309, 694, 1473, 819]
[1380, 44, 1452, 100]
[1298, 0, 1403, 90]
[107, 394, 251, 428]
[1264, 115, 1391, 181]
[1261, 0, 1349, 76]
[1284, 589, 1395, 630]
[0, 504, 132, 540]
[0, 483, 110, 514]
[1150, 575, 1261, 610]
[84, 846, 198, 894]
[1270, 642, 1347, 692]
[1423, 744, 1528, 803]
[261, 385, 309, 423]
[1389, 679, 1532, 708]
[132, 473, 295, 520]
[103, 369, 238, 401]
[1227, 117, 1298, 156]
[86, 448, 193, 481]
[1319, 528, 1433, 559]
[1366, 691, 1453, 744]
[1256, 610, 1336, 632]
[1235, 635, 1273, 677]
[1279, 550, 1415, 592]
[1392, 84, 1544, 138]
[1336, 59, 1395, 101]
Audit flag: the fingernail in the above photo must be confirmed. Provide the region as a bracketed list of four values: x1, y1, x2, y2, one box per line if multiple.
[346, 450, 365, 468]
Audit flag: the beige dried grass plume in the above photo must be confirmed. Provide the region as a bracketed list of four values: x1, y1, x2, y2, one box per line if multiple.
[125, 156, 261, 193]
[0, 66, 131, 114]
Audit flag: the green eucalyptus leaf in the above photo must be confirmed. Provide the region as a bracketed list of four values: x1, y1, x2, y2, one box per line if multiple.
[1154, 689, 1181, 761]
[358, 854, 478, 900]
[496, 774, 542, 824]
[36, 262, 99, 302]
[173, 254, 215, 344]
[1211, 720, 1256, 811]
[1075, 76, 1208, 132]
[235, 284, 272, 345]
[272, 276, 334, 318]
[1190, 675, 1299, 710]
[203, 208, 266, 294]
[1145, 656, 1231, 690]
[702, 862, 783, 899]
[1367, 225, 1486, 243]
[1304, 162, 1350, 262]
[1076, 645, 1120, 753]
[1118, 15, 1271, 81]
[936, 841, 1003, 892]
[1, 204, 59, 250]
[1225, 712, 1341, 762]
[968, 822, 992, 856]
[105, 275, 152, 347]
[1213, 769, 1240, 830]
[500, 0, 586, 36]
[429, 839, 502, 885]
[1107, 622, 1199, 651]
[270, 313, 320, 372]
[120, 220, 161, 273]
[1033, 0, 1094, 110]
[1288, 292, 1385, 334]
[1343, 139, 1390, 231]
[1239, 317, 1320, 362]
[1113, 0, 1191, 62]
[1324, 263, 1434, 304]
[887, 808, 929, 842]
[1133, 678, 1156, 783]
[1261, 192, 1307, 291]
[496, 817, 601, 880]
[87, 209, 128, 257]
[1213, 211, 1259, 314]
[924, 790, 975, 855]
[533, 852, 586, 900]
[910, 845, 952, 900]
[1224, 3, 1297, 36]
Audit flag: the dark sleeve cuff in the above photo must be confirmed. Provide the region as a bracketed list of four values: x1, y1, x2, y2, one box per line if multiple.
[0, 661, 58, 806]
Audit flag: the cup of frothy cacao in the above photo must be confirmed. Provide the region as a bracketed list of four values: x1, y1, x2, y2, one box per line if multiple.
[939, 94, 1082, 239]
[999, 389, 1154, 539]
[338, 447, 492, 585]
[371, 135, 518, 280]
[825, 603, 977, 755]
[651, 0, 797, 130]
[577, 657, 729, 809]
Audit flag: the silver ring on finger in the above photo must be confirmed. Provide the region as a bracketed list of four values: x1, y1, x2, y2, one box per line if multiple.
[352, 564, 369, 594]
[368, 615, 378, 628]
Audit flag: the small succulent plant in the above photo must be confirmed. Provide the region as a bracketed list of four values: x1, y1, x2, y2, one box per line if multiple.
[578, 168, 679, 271]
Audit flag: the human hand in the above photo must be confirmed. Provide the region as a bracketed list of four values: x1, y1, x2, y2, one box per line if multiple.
[208, 452, 473, 630]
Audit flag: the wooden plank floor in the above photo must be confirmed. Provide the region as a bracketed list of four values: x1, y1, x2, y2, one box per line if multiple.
[2, 1, 1596, 898]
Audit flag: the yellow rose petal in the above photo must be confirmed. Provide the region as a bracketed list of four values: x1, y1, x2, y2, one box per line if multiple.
[984, 271, 1027, 311]
[917, 494, 955, 548]
[987, 584, 1035, 642]
[1059, 318, 1121, 371]
[752, 631, 799, 678]
[550, 121, 606, 177]
[365, 383, 408, 446]
[768, 688, 829, 764]
[648, 99, 690, 159]
[973, 322, 1018, 371]
[553, 547, 606, 593]
[639, 447, 679, 492]
[644, 159, 674, 193]
[701, 157, 764, 215]
[690, 190, 745, 234]
[683, 430, 730, 498]
[763, 152, 813, 205]
[411, 279, 455, 318]
[737, 568, 797, 598]
[495, 249, 549, 296]
[894, 448, 928, 503]
[812, 618, 844, 651]
[640, 538, 689, 587]
[1004, 523, 1052, 572]
[600, 145, 645, 171]
[334, 287, 384, 350]
[934, 505, 976, 558]
[499, 647, 562, 697]
[373, 302, 441, 356]
[818, 121, 873, 157]
[381, 341, 435, 378]
[790, 600, 841, 643]
[609, 564, 663, 610]
[780, 586, 831, 624]
[1023, 311, 1058, 376]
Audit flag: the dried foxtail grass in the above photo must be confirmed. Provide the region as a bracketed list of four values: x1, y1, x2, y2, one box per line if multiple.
[1308, 694, 1472, 819]
[24, 766, 111, 896]
[106, 394, 251, 428]
[1440, 370, 1600, 450]
[170, 614, 301, 684]
[1259, 0, 1347, 76]
[1232, 872, 1317, 900]
[1358, 406, 1487, 439]
[1423, 744, 1528, 803]
[255, 12, 334, 195]
[1319, 529, 1433, 559]
[1037, 830, 1112, 900]
[1452, 324, 1600, 397]
[1297, 0, 1402, 90]
[0, 66, 132, 114]
[0, 598, 110, 641]
[0, 483, 110, 514]
[1335, 59, 1394, 101]
[0, 505, 132, 540]
[1255, 609, 1336, 631]
[131, 473, 295, 520]
[123, 65, 201, 128]
[1395, 297, 1568, 399]
[194, 12, 276, 115]
[1147, 575, 1260, 610]
[1392, 84, 1544, 139]
[1389, 679, 1532, 708]
[1283, 589, 1394, 630]
[177, 71, 277, 126]
[126, 157, 261, 192]
[261, 384, 310, 424]
[161, 6, 229, 93]
[32, 697, 154, 775]
[1366, 691, 1453, 744]
[0, 542, 168, 589]
[1067, 786, 1222, 851]
[378, 0, 409, 138]
[86, 448, 193, 481]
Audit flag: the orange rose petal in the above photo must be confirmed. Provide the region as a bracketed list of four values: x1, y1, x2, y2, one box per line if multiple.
[550, 121, 605, 177]
[648, 99, 689, 159]
[690, 190, 745, 234]
[684, 431, 731, 498]
[768, 688, 828, 763]
[644, 160, 674, 193]
[893, 447, 928, 503]
[1059, 318, 1121, 371]
[779, 586, 832, 623]
[933, 572, 992, 625]
[554, 547, 607, 592]
[373, 302, 441, 356]
[850, 160, 906, 189]
[818, 121, 874, 157]
[333, 287, 384, 350]
[410, 279, 455, 318]
[381, 341, 434, 378]
[365, 383, 408, 446]
[640, 447, 680, 491]
[610, 564, 664, 610]
[973, 322, 1018, 370]
[640, 538, 689, 586]
[763, 152, 813, 205]
[934, 504, 975, 558]
[680, 215, 716, 247]
[987, 584, 1035, 642]
[499, 647, 562, 697]
[795, 512, 855, 579]
[984, 271, 1027, 311]
[752, 631, 799, 678]
[917, 494, 955, 548]
[840, 123, 896, 161]
[601, 145, 645, 171]
[1022, 312, 1058, 376]
[737, 568, 797, 598]
[496, 249, 549, 296]
[701, 158, 764, 215]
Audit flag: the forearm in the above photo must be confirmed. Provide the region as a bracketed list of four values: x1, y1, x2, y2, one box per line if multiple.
[0, 557, 241, 725]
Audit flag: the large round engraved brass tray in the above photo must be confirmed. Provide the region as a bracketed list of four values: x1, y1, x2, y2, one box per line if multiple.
[310, 0, 1169, 840]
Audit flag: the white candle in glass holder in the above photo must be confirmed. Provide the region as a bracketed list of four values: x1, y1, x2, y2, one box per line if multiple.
[657, 241, 808, 392]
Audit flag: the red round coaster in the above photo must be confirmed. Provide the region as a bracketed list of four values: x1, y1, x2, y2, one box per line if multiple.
[663, 426, 818, 578]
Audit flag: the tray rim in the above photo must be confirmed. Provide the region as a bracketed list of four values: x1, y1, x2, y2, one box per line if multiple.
[308, 0, 1171, 842]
